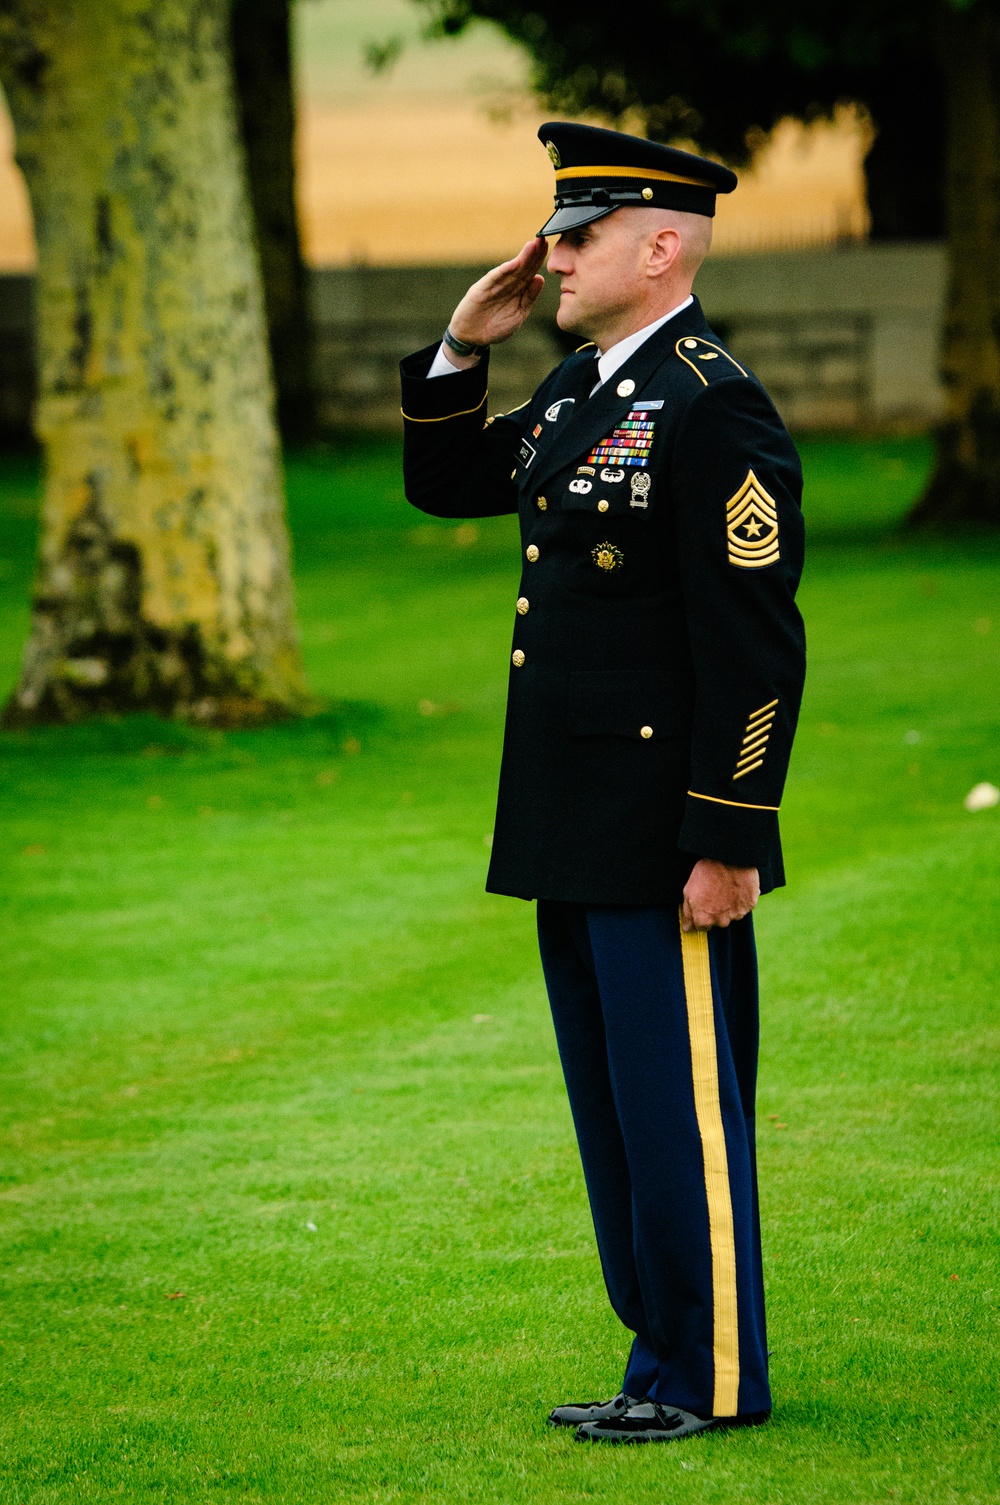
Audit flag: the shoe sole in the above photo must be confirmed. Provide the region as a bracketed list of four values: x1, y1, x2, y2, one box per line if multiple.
[575, 1411, 771, 1445]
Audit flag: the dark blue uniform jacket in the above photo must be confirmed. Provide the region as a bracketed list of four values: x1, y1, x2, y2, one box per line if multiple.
[400, 297, 806, 906]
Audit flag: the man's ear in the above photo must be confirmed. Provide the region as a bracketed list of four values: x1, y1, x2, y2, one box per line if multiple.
[647, 227, 683, 278]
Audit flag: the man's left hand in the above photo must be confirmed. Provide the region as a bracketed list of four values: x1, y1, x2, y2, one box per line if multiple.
[681, 859, 760, 932]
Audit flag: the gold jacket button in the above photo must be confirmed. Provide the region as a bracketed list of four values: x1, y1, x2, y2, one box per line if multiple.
[516, 597, 530, 615]
[597, 499, 609, 512]
[526, 544, 539, 562]
[640, 725, 654, 739]
[512, 649, 526, 667]
[537, 496, 548, 510]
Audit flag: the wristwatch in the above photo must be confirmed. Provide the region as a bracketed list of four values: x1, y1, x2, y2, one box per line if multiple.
[443, 326, 488, 359]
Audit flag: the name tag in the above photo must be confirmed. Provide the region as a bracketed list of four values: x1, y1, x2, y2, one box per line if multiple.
[517, 438, 537, 469]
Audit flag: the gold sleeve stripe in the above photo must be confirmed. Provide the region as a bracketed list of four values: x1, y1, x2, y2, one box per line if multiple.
[732, 760, 764, 780]
[400, 392, 488, 423]
[744, 710, 776, 734]
[556, 163, 715, 188]
[679, 917, 740, 1417]
[740, 730, 772, 752]
[688, 790, 780, 811]
[751, 698, 779, 718]
[736, 747, 767, 769]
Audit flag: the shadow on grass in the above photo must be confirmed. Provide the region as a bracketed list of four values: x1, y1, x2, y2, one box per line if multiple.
[0, 703, 388, 761]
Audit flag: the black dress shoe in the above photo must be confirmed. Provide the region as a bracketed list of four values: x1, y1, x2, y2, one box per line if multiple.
[576, 1400, 771, 1444]
[548, 1391, 644, 1428]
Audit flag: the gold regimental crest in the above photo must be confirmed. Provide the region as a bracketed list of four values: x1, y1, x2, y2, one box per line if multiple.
[545, 139, 561, 169]
[592, 541, 624, 572]
[726, 469, 780, 569]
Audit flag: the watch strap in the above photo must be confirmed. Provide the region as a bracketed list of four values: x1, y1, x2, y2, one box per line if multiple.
[443, 326, 488, 359]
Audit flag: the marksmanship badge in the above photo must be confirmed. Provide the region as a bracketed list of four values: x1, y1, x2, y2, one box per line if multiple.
[592, 541, 624, 572]
[725, 469, 780, 568]
[630, 472, 652, 509]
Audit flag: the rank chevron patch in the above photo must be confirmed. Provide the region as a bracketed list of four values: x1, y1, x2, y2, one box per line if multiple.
[725, 469, 780, 569]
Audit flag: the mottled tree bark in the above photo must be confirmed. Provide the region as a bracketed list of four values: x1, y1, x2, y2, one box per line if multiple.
[0, 0, 306, 724]
[911, 5, 1000, 526]
[230, 0, 315, 441]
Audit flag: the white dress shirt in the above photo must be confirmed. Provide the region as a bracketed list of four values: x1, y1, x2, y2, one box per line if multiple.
[426, 294, 694, 383]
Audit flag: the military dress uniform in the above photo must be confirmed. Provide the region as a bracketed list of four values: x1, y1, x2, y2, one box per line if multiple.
[400, 122, 806, 1439]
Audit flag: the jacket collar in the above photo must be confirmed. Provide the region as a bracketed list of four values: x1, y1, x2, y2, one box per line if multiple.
[526, 297, 708, 494]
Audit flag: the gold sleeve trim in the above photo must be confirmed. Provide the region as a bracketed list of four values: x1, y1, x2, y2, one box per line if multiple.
[679, 918, 740, 1416]
[732, 698, 778, 781]
[400, 392, 488, 423]
[688, 790, 780, 812]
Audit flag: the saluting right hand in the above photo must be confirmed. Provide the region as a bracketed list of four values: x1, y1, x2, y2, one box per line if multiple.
[448, 238, 548, 350]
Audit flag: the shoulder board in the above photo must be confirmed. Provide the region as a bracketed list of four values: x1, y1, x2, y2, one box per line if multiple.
[675, 336, 747, 385]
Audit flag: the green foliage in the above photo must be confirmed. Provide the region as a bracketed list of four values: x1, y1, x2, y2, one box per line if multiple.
[1, 441, 998, 1500]
[417, 0, 963, 237]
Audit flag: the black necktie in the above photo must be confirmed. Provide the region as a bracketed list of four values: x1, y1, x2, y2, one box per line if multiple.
[569, 351, 600, 405]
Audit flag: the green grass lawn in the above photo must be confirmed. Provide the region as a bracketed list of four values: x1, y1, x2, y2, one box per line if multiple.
[1, 434, 998, 1503]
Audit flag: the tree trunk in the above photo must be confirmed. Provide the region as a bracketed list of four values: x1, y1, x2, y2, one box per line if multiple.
[910, 5, 1000, 526]
[863, 65, 946, 242]
[0, 0, 306, 725]
[230, 0, 315, 441]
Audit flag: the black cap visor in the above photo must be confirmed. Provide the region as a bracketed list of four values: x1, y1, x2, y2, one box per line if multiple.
[538, 177, 719, 237]
[537, 202, 619, 236]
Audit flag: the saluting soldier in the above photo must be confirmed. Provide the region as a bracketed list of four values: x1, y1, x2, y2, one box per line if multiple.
[399, 122, 806, 1445]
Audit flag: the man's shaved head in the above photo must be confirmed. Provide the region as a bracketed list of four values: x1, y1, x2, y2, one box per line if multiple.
[546, 205, 714, 349]
[617, 206, 714, 278]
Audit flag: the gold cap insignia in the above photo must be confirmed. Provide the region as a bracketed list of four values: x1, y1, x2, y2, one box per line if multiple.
[726, 469, 780, 569]
[545, 140, 561, 169]
[592, 541, 624, 572]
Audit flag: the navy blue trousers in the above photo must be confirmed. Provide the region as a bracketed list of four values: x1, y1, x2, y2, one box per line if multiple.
[536, 901, 770, 1418]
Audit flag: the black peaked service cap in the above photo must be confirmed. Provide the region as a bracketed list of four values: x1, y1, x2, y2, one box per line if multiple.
[537, 121, 738, 236]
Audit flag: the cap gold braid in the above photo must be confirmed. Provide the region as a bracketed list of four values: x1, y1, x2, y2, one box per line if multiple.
[554, 164, 715, 189]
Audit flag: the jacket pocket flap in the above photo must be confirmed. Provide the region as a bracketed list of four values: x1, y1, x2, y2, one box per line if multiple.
[567, 670, 692, 739]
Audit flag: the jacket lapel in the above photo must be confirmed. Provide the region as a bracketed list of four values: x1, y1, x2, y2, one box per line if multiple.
[528, 299, 709, 493]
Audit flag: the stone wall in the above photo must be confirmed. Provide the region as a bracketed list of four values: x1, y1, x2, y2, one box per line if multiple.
[0, 243, 947, 444]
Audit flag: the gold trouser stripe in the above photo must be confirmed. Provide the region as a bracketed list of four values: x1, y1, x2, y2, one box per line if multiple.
[687, 789, 780, 811]
[679, 918, 740, 1417]
[554, 163, 714, 187]
[400, 392, 488, 423]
